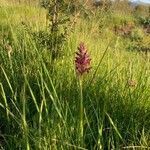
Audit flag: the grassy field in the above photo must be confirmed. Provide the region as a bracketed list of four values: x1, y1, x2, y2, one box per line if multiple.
[0, 1, 150, 149]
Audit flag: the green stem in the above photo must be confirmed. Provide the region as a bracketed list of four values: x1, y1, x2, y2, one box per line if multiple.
[79, 77, 83, 146]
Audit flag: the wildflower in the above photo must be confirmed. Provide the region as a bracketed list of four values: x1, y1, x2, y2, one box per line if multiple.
[75, 42, 91, 75]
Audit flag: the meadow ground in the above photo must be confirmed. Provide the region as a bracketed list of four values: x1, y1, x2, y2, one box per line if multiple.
[0, 1, 150, 150]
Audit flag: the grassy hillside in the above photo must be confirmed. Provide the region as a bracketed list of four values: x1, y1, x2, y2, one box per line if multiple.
[0, 1, 150, 149]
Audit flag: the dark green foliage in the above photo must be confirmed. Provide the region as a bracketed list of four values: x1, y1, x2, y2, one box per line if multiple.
[39, 0, 72, 60]
[38, 0, 92, 60]
[139, 16, 150, 27]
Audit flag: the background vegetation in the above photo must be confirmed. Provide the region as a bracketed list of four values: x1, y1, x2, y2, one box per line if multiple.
[0, 0, 150, 149]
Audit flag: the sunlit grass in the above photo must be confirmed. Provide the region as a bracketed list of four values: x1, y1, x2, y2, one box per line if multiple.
[0, 4, 150, 150]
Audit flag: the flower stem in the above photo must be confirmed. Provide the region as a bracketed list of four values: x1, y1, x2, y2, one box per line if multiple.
[79, 77, 83, 146]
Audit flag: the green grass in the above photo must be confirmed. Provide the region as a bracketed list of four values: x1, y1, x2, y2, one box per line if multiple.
[0, 4, 150, 150]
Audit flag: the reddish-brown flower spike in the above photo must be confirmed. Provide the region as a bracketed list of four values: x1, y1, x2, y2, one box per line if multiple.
[75, 42, 91, 75]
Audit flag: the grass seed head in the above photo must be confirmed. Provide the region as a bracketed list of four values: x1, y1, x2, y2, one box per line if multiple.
[5, 44, 13, 58]
[128, 79, 137, 87]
